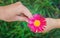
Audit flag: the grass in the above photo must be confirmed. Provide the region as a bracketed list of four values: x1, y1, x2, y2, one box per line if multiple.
[0, 0, 60, 38]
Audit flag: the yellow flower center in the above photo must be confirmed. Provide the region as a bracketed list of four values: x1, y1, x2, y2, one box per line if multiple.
[34, 20, 41, 27]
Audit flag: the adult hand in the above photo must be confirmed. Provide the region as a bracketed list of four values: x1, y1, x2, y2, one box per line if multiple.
[0, 2, 32, 22]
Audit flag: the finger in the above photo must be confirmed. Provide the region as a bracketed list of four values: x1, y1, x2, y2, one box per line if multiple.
[22, 7, 33, 18]
[13, 2, 33, 18]
[15, 16, 28, 22]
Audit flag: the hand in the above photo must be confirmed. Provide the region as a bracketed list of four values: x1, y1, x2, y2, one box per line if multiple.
[42, 18, 57, 33]
[0, 2, 32, 22]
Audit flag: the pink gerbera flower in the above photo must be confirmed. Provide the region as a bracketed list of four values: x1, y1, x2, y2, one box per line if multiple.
[28, 14, 46, 33]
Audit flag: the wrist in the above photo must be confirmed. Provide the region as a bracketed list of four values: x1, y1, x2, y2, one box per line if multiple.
[55, 19, 60, 28]
[46, 18, 57, 29]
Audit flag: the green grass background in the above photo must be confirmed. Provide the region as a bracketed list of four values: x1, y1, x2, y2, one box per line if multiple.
[0, 0, 60, 38]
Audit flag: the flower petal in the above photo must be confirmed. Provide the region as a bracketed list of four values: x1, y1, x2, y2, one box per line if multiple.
[28, 14, 46, 33]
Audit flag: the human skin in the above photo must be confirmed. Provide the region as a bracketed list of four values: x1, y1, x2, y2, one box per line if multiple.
[0, 2, 33, 22]
[0, 2, 60, 33]
[42, 18, 60, 33]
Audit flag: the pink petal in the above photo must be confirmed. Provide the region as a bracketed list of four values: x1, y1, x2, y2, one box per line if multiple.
[28, 14, 46, 33]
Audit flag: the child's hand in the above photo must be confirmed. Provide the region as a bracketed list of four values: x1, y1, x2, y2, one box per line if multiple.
[0, 2, 32, 22]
